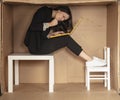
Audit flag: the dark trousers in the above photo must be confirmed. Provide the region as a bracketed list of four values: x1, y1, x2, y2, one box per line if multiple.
[30, 35, 83, 56]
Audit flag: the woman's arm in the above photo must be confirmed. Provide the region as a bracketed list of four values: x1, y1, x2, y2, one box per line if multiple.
[28, 6, 51, 32]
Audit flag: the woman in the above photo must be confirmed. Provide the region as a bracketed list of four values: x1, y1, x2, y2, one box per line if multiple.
[24, 6, 106, 67]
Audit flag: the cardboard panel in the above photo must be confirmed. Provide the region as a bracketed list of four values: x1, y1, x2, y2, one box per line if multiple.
[118, 1, 120, 92]
[13, 5, 106, 83]
[2, 0, 117, 5]
[1, 4, 13, 91]
[0, 2, 2, 93]
[107, 3, 119, 90]
[0, 0, 119, 93]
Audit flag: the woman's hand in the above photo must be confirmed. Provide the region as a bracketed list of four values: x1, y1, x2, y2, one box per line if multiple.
[47, 31, 64, 38]
[43, 19, 58, 31]
[52, 31, 64, 35]
[48, 19, 58, 27]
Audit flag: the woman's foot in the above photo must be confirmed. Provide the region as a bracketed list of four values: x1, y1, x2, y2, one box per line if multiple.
[93, 56, 106, 62]
[86, 57, 106, 67]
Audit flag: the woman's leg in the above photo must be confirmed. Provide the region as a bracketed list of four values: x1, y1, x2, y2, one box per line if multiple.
[37, 35, 83, 55]
[79, 51, 92, 61]
[37, 35, 92, 61]
[30, 35, 106, 66]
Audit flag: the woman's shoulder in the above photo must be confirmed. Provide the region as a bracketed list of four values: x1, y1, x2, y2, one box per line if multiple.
[40, 6, 49, 9]
[33, 6, 52, 18]
[32, 6, 52, 21]
[36, 6, 51, 13]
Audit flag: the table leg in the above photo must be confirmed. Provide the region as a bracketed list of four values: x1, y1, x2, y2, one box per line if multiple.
[15, 60, 19, 85]
[8, 58, 13, 93]
[49, 57, 54, 93]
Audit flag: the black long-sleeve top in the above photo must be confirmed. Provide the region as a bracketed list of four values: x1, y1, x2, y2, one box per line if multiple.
[24, 6, 53, 53]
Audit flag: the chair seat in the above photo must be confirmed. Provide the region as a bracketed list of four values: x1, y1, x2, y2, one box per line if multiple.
[86, 66, 109, 72]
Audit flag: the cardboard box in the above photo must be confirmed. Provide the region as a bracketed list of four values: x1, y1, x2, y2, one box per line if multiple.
[0, 0, 120, 93]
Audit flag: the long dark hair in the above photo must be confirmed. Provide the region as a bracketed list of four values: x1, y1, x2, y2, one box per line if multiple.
[51, 6, 73, 33]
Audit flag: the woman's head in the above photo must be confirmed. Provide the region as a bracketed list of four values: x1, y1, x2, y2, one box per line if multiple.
[54, 6, 72, 21]
[53, 6, 73, 33]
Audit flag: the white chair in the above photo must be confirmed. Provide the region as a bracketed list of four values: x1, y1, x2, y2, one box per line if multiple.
[85, 47, 110, 91]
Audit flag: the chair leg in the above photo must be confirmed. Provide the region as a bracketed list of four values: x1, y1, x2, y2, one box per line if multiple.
[104, 72, 107, 87]
[87, 70, 90, 91]
[85, 69, 87, 87]
[107, 71, 111, 90]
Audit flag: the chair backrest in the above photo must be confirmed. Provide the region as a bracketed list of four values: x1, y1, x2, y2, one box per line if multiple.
[104, 47, 110, 68]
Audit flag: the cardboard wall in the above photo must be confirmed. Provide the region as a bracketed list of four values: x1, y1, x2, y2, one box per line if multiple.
[0, 2, 2, 92]
[2, 0, 117, 5]
[2, 4, 13, 91]
[118, 1, 120, 92]
[107, 2, 119, 91]
[13, 5, 106, 83]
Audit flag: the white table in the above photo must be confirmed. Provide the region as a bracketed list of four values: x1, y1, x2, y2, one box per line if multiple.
[8, 53, 54, 93]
